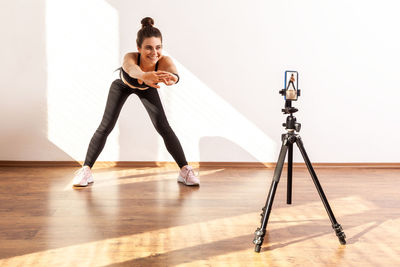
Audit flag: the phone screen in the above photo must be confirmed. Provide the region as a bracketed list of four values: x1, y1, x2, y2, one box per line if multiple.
[284, 71, 298, 101]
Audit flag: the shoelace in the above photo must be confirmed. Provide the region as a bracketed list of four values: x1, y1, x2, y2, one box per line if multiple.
[183, 167, 199, 180]
[74, 167, 89, 177]
[74, 168, 84, 175]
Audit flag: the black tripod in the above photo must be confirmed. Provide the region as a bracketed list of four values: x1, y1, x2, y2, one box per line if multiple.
[253, 101, 346, 253]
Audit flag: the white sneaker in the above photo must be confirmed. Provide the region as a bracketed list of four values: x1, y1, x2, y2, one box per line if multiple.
[72, 166, 94, 187]
[178, 165, 200, 186]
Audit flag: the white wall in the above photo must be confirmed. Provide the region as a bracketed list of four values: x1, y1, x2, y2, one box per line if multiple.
[1, 0, 399, 163]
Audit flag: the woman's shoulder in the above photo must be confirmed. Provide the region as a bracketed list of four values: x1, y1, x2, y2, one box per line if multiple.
[158, 55, 174, 67]
[124, 52, 139, 57]
[123, 52, 139, 63]
[159, 55, 172, 61]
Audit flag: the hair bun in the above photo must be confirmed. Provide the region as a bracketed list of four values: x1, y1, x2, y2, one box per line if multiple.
[141, 17, 154, 28]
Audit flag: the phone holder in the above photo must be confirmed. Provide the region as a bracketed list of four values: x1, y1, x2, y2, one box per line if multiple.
[279, 71, 301, 114]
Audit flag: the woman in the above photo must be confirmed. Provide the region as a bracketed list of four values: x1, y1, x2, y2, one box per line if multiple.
[72, 17, 199, 187]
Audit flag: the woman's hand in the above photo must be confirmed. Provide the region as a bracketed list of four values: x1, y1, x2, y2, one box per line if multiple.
[139, 71, 163, 89]
[140, 71, 173, 88]
[157, 71, 178, 86]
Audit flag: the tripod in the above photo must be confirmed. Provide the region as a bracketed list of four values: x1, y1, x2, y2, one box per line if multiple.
[253, 101, 346, 253]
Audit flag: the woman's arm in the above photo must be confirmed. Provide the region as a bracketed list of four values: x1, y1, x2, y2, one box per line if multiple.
[157, 56, 179, 86]
[122, 53, 144, 80]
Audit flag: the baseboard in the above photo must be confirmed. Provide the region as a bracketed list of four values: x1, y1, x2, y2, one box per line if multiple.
[0, 161, 399, 169]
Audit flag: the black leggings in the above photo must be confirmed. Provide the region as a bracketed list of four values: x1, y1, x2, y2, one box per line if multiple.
[84, 79, 188, 168]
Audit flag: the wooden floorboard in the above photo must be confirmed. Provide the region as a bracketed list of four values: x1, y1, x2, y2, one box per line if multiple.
[0, 166, 399, 266]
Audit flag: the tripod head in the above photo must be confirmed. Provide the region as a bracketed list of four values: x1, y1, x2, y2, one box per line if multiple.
[280, 100, 301, 133]
[282, 110, 301, 133]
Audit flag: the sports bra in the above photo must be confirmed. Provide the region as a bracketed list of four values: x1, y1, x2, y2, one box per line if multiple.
[118, 53, 180, 88]
[119, 53, 159, 88]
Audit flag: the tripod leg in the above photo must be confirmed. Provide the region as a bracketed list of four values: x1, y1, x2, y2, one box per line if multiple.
[287, 143, 293, 205]
[253, 139, 288, 252]
[295, 136, 346, 245]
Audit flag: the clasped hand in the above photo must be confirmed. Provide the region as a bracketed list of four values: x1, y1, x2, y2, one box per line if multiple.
[139, 71, 178, 89]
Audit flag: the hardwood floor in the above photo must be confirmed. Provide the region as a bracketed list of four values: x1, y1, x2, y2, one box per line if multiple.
[0, 165, 399, 266]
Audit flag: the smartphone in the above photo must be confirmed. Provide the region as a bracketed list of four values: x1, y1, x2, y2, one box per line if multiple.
[284, 71, 298, 101]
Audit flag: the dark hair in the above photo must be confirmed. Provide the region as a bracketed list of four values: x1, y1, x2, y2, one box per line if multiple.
[136, 17, 162, 47]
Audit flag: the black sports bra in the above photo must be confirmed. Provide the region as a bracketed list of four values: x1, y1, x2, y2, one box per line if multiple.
[118, 53, 180, 88]
[119, 53, 159, 88]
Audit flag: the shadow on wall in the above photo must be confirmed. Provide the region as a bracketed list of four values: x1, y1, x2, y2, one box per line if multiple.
[0, 0, 75, 162]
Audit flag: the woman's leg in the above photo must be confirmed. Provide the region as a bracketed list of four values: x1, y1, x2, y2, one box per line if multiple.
[84, 79, 131, 168]
[135, 88, 188, 168]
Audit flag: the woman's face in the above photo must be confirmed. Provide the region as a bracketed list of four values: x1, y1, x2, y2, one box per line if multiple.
[138, 37, 163, 64]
